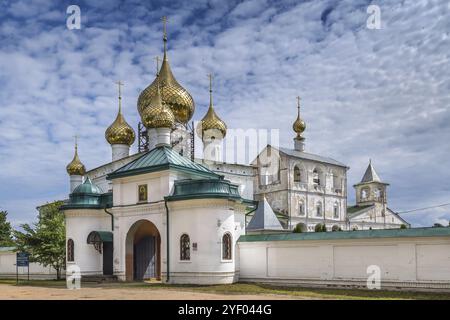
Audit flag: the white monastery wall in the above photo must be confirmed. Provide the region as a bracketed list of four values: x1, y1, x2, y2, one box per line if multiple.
[0, 250, 58, 279]
[239, 236, 450, 290]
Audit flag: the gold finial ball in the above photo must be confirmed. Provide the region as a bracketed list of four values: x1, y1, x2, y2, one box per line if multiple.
[105, 113, 136, 146]
[293, 117, 306, 135]
[66, 153, 86, 176]
[141, 103, 175, 129]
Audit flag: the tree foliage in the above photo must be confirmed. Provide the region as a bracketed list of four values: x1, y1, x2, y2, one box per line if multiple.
[14, 201, 65, 279]
[0, 211, 15, 246]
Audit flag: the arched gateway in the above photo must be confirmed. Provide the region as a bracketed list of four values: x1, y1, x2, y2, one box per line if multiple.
[125, 220, 161, 281]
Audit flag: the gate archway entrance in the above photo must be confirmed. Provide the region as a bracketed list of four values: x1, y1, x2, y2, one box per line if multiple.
[125, 220, 161, 281]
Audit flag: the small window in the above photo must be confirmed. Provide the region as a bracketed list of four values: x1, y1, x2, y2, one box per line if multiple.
[67, 239, 74, 262]
[138, 184, 148, 202]
[313, 169, 320, 186]
[222, 233, 232, 260]
[299, 202, 305, 216]
[333, 203, 339, 218]
[361, 188, 369, 200]
[316, 202, 322, 217]
[180, 234, 190, 261]
[294, 166, 301, 182]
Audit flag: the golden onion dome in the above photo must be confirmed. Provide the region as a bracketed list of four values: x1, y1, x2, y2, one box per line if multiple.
[105, 83, 136, 146]
[141, 81, 175, 129]
[66, 142, 86, 176]
[197, 75, 227, 139]
[137, 20, 195, 124]
[293, 97, 306, 138]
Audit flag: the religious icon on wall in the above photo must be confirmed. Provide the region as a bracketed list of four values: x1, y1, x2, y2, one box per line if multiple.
[138, 184, 148, 202]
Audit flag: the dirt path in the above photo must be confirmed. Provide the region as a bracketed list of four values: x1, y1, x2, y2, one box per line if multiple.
[0, 283, 303, 300]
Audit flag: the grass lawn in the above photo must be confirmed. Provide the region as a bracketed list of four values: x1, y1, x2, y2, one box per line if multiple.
[1, 279, 450, 300]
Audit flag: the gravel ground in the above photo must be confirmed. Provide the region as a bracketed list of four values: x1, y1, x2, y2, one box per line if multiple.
[0, 283, 302, 300]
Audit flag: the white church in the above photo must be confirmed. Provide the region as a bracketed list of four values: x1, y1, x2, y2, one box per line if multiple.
[61, 20, 450, 289]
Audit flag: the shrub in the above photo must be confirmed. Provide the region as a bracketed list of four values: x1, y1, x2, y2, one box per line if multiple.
[400, 224, 407, 229]
[315, 223, 327, 232]
[293, 224, 303, 233]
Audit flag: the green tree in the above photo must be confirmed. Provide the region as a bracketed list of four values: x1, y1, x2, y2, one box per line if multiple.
[0, 211, 15, 246]
[14, 201, 65, 279]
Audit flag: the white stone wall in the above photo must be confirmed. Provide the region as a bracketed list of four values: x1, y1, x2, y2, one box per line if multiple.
[65, 209, 112, 276]
[0, 250, 58, 279]
[238, 236, 450, 289]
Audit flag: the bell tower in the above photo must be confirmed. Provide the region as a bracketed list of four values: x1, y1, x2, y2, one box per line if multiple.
[354, 160, 389, 206]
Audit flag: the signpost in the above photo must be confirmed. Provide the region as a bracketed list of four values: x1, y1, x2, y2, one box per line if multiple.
[16, 252, 30, 284]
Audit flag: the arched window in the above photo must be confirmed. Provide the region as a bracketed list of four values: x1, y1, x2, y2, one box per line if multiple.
[222, 233, 232, 260]
[298, 201, 305, 216]
[316, 202, 322, 217]
[313, 168, 322, 186]
[180, 234, 190, 261]
[294, 166, 301, 182]
[333, 202, 339, 218]
[67, 239, 74, 262]
[361, 188, 369, 200]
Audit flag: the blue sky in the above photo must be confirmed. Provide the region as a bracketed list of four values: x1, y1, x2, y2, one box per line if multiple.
[0, 0, 449, 227]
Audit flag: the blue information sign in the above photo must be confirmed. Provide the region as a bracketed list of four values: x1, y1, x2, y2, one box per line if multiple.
[16, 252, 29, 267]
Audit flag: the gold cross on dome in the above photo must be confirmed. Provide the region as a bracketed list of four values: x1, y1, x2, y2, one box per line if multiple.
[161, 16, 168, 37]
[207, 73, 213, 92]
[73, 135, 78, 151]
[115, 80, 124, 98]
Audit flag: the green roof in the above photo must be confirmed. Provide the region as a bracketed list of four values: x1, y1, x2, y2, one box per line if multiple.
[107, 146, 219, 180]
[87, 231, 113, 243]
[347, 204, 372, 216]
[72, 177, 103, 195]
[166, 178, 255, 204]
[238, 227, 450, 242]
[0, 247, 16, 252]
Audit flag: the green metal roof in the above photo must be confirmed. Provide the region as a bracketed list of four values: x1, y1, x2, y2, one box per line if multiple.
[0, 247, 16, 252]
[238, 227, 450, 242]
[107, 146, 219, 180]
[347, 204, 373, 217]
[166, 178, 255, 204]
[72, 177, 103, 195]
[87, 231, 113, 243]
[61, 191, 112, 210]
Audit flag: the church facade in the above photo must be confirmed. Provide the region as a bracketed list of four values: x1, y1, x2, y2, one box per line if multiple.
[61, 20, 409, 284]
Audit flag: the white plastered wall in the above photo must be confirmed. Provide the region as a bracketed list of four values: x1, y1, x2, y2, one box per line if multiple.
[239, 236, 450, 289]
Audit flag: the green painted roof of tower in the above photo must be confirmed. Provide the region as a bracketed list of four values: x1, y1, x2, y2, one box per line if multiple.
[165, 178, 255, 205]
[238, 227, 450, 242]
[107, 145, 220, 180]
[72, 177, 103, 195]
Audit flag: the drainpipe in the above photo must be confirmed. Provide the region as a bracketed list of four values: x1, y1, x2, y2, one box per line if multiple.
[244, 201, 259, 235]
[104, 208, 114, 231]
[164, 199, 170, 283]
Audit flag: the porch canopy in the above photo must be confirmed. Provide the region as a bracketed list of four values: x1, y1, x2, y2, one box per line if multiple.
[87, 231, 113, 253]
